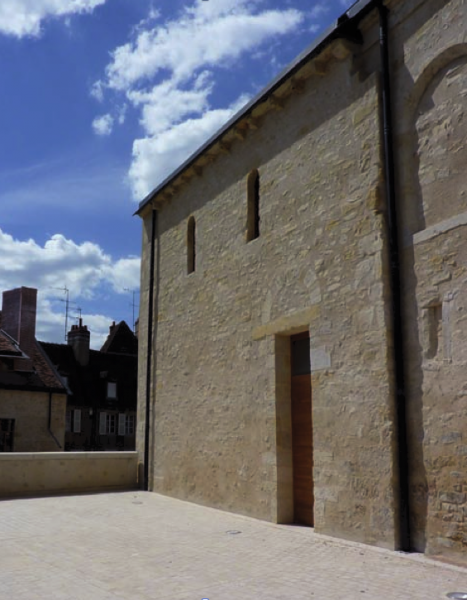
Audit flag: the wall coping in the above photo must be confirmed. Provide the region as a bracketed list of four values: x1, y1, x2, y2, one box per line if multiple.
[0, 451, 138, 462]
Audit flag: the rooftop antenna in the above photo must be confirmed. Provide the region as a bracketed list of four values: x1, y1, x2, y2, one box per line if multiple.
[124, 289, 140, 334]
[51, 287, 78, 340]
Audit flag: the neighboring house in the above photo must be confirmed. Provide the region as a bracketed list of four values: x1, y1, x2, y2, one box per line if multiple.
[40, 320, 138, 452]
[0, 287, 66, 451]
[135, 0, 467, 561]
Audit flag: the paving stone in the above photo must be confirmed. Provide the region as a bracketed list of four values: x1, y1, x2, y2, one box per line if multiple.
[1, 492, 467, 599]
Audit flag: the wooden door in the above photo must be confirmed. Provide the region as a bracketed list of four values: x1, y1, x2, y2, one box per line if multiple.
[291, 333, 313, 526]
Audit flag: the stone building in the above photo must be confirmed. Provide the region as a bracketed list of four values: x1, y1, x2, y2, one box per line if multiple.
[41, 320, 138, 452]
[136, 0, 467, 560]
[0, 287, 66, 451]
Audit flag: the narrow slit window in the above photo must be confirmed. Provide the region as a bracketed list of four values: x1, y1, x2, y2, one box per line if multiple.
[246, 169, 260, 242]
[187, 216, 196, 274]
[426, 303, 443, 359]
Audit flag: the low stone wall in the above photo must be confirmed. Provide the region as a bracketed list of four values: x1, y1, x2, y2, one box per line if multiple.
[0, 452, 138, 498]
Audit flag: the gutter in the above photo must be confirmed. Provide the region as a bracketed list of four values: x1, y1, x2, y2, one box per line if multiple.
[143, 208, 157, 491]
[377, 0, 411, 552]
[48, 392, 62, 449]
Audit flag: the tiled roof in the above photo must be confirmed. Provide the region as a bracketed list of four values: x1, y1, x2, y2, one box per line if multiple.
[0, 330, 24, 357]
[32, 340, 65, 390]
[0, 330, 65, 392]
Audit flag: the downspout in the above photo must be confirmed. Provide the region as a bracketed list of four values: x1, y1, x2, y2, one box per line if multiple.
[144, 208, 157, 491]
[48, 392, 62, 449]
[377, 1, 411, 552]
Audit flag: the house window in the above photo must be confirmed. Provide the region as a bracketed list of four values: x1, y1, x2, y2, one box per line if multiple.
[246, 168, 260, 242]
[73, 409, 81, 433]
[126, 415, 135, 435]
[99, 412, 116, 435]
[187, 216, 196, 274]
[118, 414, 136, 436]
[107, 382, 117, 399]
[0, 418, 15, 452]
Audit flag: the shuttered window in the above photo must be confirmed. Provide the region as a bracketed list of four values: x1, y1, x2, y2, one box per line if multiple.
[118, 414, 126, 436]
[99, 412, 116, 435]
[125, 415, 135, 436]
[73, 409, 81, 433]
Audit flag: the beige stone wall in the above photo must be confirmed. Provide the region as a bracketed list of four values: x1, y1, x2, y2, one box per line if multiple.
[137, 0, 467, 557]
[0, 451, 138, 498]
[394, 0, 467, 558]
[138, 29, 398, 547]
[0, 390, 66, 452]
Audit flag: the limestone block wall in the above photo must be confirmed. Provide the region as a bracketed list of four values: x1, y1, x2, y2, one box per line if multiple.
[393, 0, 467, 557]
[0, 390, 66, 452]
[0, 451, 138, 498]
[138, 28, 398, 548]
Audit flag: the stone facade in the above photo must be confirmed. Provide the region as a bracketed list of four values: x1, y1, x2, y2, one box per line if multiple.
[0, 287, 67, 451]
[0, 389, 66, 452]
[392, 0, 467, 559]
[136, 0, 467, 560]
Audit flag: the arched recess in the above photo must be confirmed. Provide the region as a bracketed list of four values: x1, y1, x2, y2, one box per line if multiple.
[402, 44, 467, 234]
[187, 216, 196, 274]
[246, 168, 260, 242]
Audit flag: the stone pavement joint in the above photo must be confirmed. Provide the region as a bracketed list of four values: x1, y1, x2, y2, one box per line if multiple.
[1, 492, 467, 599]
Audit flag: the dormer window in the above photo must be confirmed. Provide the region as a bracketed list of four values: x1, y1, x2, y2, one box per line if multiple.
[107, 382, 117, 399]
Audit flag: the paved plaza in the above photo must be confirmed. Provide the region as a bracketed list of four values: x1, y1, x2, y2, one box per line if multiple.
[1, 491, 467, 599]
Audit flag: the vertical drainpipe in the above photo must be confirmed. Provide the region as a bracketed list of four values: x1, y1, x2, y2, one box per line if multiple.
[377, 0, 411, 552]
[48, 392, 62, 449]
[144, 208, 157, 492]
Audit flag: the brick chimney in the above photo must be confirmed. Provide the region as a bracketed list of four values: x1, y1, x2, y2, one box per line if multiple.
[1, 287, 38, 358]
[68, 318, 90, 366]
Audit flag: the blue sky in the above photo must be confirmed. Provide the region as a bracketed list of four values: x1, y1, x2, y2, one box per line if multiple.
[0, 0, 348, 348]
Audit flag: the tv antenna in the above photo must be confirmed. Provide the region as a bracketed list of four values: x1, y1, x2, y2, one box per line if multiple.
[124, 289, 140, 333]
[51, 287, 79, 340]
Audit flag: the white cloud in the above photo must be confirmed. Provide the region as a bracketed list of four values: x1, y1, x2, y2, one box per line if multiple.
[0, 228, 140, 348]
[90, 80, 105, 102]
[129, 94, 250, 199]
[0, 0, 106, 38]
[103, 3, 303, 90]
[0, 229, 140, 297]
[308, 3, 329, 20]
[93, 0, 305, 200]
[127, 75, 213, 136]
[92, 114, 114, 136]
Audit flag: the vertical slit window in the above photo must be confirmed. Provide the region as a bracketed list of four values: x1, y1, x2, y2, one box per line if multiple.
[187, 216, 196, 274]
[246, 168, 260, 242]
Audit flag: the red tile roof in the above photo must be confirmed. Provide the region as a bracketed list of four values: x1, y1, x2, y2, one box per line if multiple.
[0, 330, 65, 392]
[0, 330, 25, 357]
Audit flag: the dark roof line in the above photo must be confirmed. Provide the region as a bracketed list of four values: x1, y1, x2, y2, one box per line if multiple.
[135, 0, 377, 216]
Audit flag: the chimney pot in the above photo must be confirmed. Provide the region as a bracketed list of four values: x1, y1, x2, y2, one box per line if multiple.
[68, 319, 90, 366]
